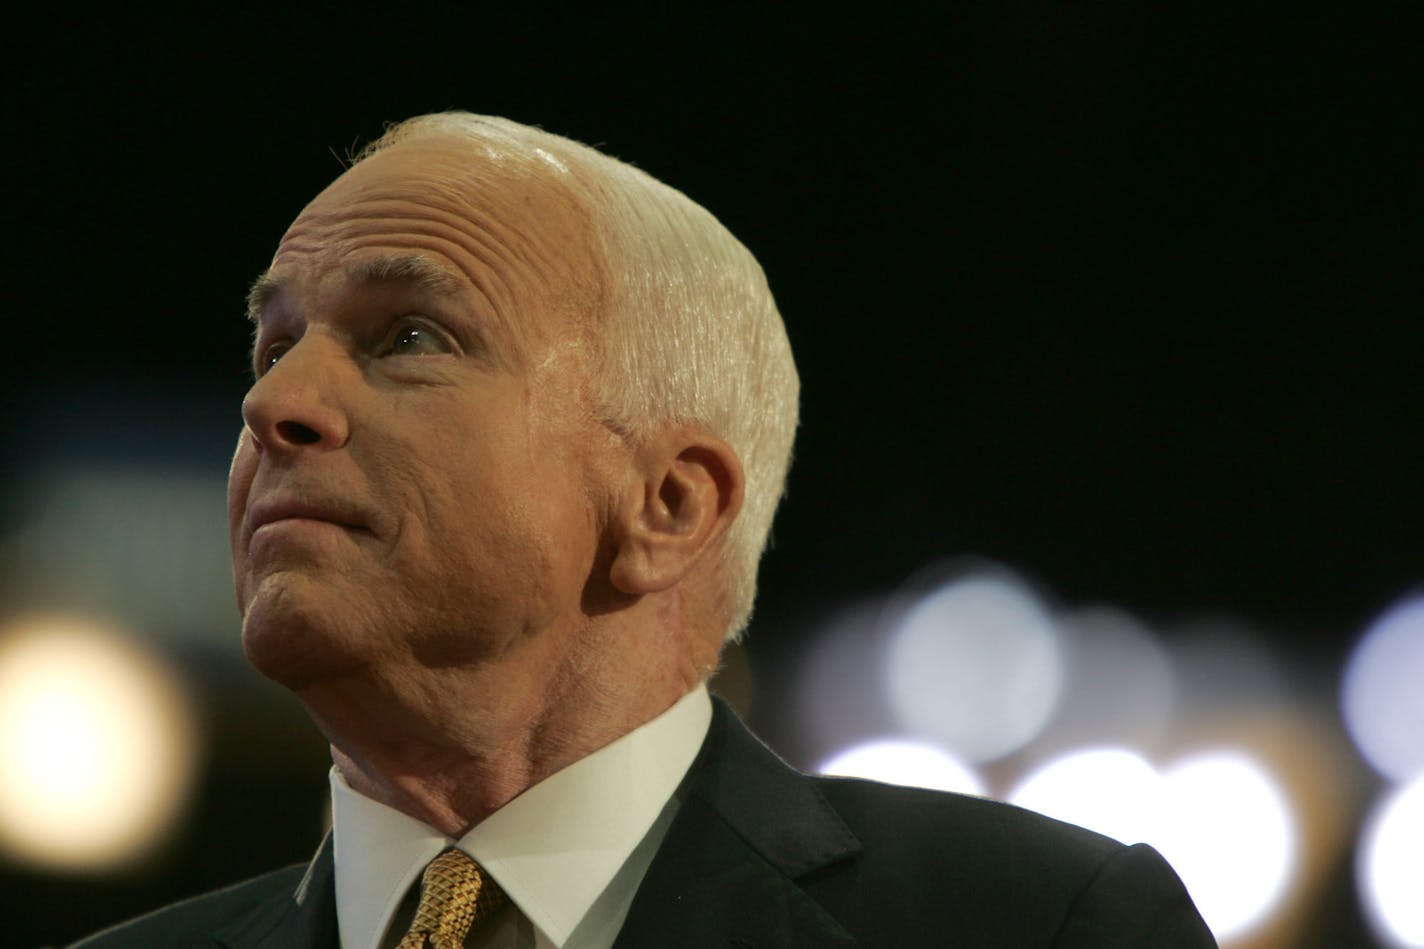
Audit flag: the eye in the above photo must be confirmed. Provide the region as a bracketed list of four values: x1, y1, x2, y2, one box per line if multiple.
[256, 342, 290, 376]
[382, 320, 452, 358]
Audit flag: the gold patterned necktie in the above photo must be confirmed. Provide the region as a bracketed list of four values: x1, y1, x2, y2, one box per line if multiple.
[395, 849, 509, 949]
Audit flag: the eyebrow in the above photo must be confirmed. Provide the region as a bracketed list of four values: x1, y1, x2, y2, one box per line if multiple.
[245, 253, 468, 324]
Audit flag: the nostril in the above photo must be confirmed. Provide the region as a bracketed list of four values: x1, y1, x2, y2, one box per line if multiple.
[275, 420, 322, 445]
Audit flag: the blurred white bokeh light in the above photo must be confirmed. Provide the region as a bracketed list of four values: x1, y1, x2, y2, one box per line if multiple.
[1010, 746, 1297, 943]
[1358, 774, 1424, 948]
[818, 739, 986, 795]
[0, 614, 198, 871]
[1342, 595, 1424, 782]
[885, 572, 1064, 762]
[1157, 752, 1297, 942]
[1008, 747, 1161, 847]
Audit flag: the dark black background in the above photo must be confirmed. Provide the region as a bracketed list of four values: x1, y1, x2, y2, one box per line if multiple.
[9, 5, 1419, 634]
[5, 4, 1420, 944]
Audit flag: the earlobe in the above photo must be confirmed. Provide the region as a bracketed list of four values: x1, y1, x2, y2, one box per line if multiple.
[608, 428, 744, 596]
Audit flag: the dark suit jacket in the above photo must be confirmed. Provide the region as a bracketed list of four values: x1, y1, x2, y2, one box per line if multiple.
[72, 700, 1216, 947]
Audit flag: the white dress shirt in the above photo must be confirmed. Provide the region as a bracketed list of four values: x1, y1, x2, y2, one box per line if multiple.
[330, 686, 712, 949]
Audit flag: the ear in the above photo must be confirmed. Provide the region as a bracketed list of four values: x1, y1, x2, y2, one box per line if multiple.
[608, 425, 745, 596]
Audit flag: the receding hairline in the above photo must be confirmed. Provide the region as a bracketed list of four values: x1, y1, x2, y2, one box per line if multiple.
[245, 252, 471, 324]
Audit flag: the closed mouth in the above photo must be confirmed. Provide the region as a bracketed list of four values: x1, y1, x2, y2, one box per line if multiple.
[247, 497, 372, 538]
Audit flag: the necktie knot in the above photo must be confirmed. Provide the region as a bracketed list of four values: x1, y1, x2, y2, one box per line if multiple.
[396, 849, 508, 949]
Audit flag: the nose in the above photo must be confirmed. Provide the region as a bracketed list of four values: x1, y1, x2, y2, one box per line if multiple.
[241, 335, 351, 455]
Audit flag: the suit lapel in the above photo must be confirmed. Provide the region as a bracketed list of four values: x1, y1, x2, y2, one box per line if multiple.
[614, 701, 861, 948]
[215, 833, 339, 949]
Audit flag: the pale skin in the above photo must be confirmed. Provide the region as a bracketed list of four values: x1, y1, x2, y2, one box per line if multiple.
[228, 135, 744, 835]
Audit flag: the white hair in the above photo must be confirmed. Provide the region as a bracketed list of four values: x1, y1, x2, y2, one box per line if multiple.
[356, 113, 799, 640]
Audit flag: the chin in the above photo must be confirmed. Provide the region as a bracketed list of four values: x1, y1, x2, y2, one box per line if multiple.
[240, 576, 369, 690]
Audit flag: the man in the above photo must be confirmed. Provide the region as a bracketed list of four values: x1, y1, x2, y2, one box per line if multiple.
[74, 113, 1215, 948]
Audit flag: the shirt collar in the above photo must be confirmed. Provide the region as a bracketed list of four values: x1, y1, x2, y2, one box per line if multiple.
[331, 685, 712, 949]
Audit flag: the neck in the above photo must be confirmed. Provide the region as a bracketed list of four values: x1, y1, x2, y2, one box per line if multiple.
[302, 610, 715, 836]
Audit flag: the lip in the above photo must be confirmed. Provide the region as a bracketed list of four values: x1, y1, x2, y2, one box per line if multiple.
[245, 496, 372, 539]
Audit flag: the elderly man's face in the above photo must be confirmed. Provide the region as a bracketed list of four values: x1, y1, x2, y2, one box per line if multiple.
[228, 138, 614, 689]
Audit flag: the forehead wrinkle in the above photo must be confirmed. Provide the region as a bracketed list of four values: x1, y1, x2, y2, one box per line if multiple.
[289, 194, 561, 289]
[256, 154, 605, 367]
[246, 246, 483, 325]
[275, 207, 533, 332]
[324, 185, 593, 325]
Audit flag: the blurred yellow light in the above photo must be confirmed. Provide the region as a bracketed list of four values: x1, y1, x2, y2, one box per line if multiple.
[0, 614, 198, 871]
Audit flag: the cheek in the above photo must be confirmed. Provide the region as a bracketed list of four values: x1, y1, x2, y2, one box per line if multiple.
[420, 424, 593, 588]
[227, 434, 258, 555]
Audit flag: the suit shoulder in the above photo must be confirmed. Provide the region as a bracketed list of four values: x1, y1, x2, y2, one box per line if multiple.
[809, 776, 1214, 946]
[814, 773, 1122, 867]
[68, 862, 307, 949]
